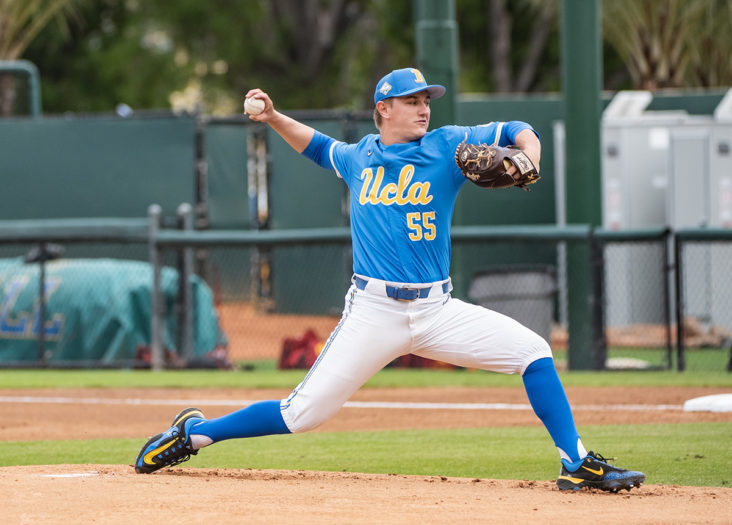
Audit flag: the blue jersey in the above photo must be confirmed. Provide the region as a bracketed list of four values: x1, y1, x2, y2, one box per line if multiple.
[303, 122, 536, 283]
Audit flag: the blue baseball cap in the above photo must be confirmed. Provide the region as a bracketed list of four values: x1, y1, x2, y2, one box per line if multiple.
[374, 68, 446, 105]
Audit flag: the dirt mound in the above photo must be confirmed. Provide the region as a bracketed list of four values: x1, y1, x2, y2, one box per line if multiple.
[3, 464, 730, 524]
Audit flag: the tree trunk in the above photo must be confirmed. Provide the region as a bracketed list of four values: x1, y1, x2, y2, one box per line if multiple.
[0, 74, 19, 117]
[489, 0, 512, 92]
[515, 6, 554, 92]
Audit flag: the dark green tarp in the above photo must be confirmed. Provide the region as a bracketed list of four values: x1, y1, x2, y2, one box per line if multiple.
[0, 258, 223, 363]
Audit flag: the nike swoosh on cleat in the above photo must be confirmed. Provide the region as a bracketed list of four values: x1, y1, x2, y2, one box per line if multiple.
[558, 475, 585, 484]
[582, 466, 604, 475]
[143, 441, 176, 465]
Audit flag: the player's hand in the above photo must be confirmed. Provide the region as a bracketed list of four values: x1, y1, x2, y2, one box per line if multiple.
[512, 129, 541, 178]
[244, 89, 275, 122]
[507, 149, 539, 180]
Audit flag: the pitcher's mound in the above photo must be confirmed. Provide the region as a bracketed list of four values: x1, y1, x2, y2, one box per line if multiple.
[2, 464, 732, 524]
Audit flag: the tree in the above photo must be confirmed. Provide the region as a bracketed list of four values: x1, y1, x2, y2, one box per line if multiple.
[603, 0, 732, 90]
[457, 0, 561, 93]
[0, 0, 79, 115]
[17, 0, 730, 115]
[137, 0, 413, 113]
[20, 0, 414, 114]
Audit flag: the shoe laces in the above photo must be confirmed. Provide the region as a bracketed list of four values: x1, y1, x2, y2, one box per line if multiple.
[159, 429, 196, 467]
[587, 451, 616, 464]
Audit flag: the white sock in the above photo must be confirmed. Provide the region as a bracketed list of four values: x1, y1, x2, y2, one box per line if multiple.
[557, 438, 588, 462]
[189, 434, 213, 450]
[577, 438, 588, 459]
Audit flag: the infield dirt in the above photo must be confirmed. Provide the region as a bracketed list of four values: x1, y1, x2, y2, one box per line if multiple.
[2, 385, 731, 524]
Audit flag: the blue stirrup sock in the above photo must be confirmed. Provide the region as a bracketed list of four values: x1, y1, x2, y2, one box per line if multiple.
[188, 400, 291, 447]
[522, 357, 586, 462]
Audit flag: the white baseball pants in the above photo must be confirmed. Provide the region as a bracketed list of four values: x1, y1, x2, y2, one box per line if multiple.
[280, 275, 553, 433]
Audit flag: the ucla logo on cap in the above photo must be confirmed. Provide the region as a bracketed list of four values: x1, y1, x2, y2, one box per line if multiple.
[373, 67, 446, 104]
[410, 68, 426, 85]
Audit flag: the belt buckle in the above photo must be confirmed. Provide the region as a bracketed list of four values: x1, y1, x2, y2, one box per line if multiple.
[385, 285, 419, 301]
[397, 287, 420, 301]
[392, 285, 430, 301]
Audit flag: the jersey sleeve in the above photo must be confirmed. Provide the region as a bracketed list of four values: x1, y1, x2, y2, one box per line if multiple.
[499, 121, 540, 146]
[300, 130, 353, 181]
[455, 121, 540, 147]
[301, 130, 338, 169]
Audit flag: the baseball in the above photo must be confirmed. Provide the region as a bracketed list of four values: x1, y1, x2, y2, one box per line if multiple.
[244, 97, 265, 115]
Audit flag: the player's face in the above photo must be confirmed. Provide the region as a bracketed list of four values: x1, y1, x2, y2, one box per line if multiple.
[386, 91, 431, 142]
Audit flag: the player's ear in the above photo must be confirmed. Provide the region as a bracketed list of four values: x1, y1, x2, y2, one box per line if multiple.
[376, 100, 391, 120]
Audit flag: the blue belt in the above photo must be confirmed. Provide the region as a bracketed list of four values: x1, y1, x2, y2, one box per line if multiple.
[354, 276, 450, 301]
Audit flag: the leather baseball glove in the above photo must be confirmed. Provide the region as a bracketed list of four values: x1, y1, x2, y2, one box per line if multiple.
[455, 141, 540, 191]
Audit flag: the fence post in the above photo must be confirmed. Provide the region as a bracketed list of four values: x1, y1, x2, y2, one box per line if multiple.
[590, 231, 607, 369]
[177, 203, 194, 362]
[662, 228, 673, 370]
[24, 242, 64, 366]
[0, 60, 42, 116]
[148, 204, 164, 371]
[674, 232, 686, 371]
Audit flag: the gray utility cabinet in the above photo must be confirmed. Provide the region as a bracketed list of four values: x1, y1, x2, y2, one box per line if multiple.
[554, 89, 732, 329]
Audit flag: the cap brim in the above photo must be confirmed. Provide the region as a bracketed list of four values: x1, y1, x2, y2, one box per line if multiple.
[425, 85, 446, 99]
[380, 84, 446, 102]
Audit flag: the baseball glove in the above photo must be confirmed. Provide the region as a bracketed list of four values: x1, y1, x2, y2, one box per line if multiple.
[455, 140, 540, 191]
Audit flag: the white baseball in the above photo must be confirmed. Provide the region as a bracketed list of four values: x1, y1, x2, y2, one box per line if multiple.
[244, 97, 266, 115]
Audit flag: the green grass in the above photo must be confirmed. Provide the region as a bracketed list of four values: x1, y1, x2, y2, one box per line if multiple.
[3, 423, 730, 487]
[0, 363, 730, 389]
[553, 346, 730, 373]
[1, 358, 730, 488]
[2, 345, 727, 389]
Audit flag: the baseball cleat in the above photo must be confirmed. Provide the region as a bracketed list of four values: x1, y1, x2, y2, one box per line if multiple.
[556, 451, 645, 492]
[134, 407, 206, 474]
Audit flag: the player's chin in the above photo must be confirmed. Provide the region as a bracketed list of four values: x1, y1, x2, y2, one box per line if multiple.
[409, 126, 428, 140]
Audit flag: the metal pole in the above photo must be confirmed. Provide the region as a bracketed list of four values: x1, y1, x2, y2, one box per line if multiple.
[590, 232, 607, 369]
[0, 60, 42, 116]
[413, 0, 458, 129]
[177, 203, 194, 362]
[674, 233, 685, 371]
[662, 229, 673, 370]
[561, 0, 603, 369]
[148, 204, 164, 371]
[37, 243, 47, 365]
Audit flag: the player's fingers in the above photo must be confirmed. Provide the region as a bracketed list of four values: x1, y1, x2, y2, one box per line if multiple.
[501, 157, 518, 177]
[245, 88, 264, 99]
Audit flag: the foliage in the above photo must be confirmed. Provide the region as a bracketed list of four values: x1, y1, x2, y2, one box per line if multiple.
[0, 0, 79, 59]
[22, 0, 194, 113]
[0, 0, 81, 115]
[11, 0, 732, 114]
[22, 0, 415, 114]
[603, 0, 732, 89]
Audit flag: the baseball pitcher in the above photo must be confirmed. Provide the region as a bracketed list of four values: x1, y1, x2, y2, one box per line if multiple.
[135, 68, 644, 493]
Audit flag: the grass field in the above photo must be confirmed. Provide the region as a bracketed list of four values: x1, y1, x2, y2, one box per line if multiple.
[1, 361, 731, 390]
[1, 352, 731, 488]
[2, 423, 730, 487]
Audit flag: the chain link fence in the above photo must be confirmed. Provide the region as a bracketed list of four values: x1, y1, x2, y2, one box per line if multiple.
[1, 219, 730, 371]
[179, 243, 348, 362]
[676, 231, 732, 371]
[0, 237, 152, 367]
[599, 234, 672, 370]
